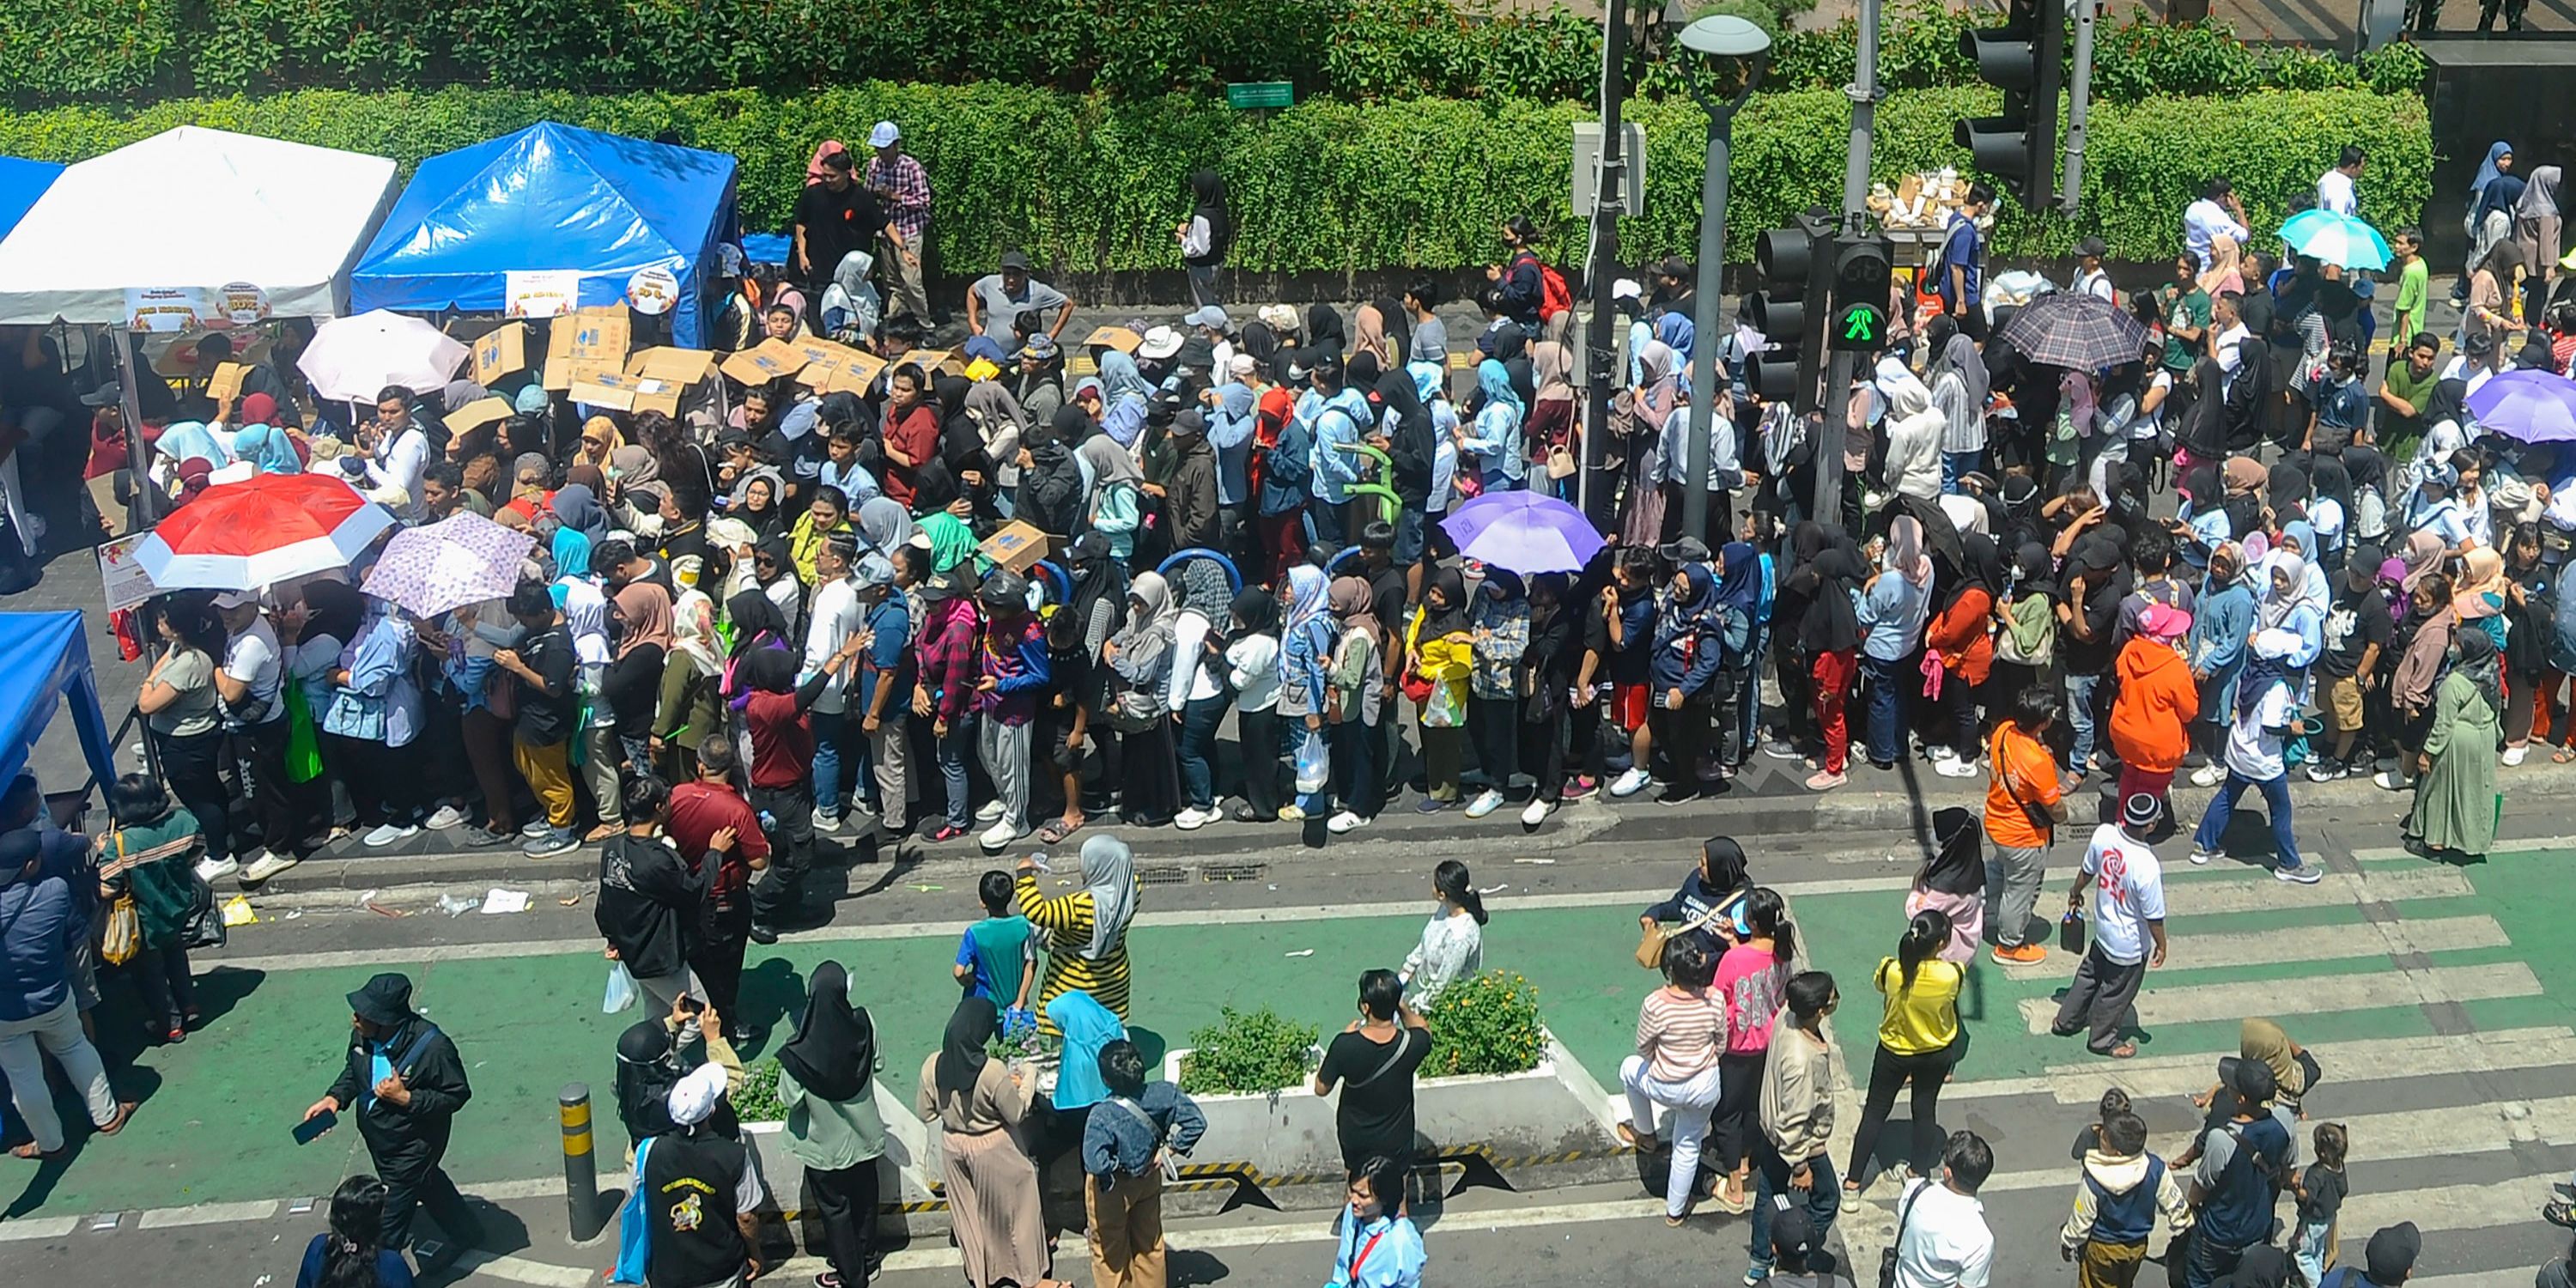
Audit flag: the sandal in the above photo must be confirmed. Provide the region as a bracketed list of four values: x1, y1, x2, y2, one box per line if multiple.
[1036, 818, 1082, 845]
[2556, 746, 2576, 765]
[2546, 1200, 2576, 1229]
[2102, 1042, 2138, 1060]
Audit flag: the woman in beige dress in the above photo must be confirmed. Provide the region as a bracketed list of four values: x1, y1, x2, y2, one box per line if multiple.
[916, 997, 1063, 1288]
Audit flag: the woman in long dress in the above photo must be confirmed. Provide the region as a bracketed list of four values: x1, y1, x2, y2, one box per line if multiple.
[2405, 629, 2503, 861]
[1619, 341, 1680, 546]
[915, 997, 1063, 1288]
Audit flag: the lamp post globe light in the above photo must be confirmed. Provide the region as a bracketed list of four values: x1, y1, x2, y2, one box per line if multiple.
[1674, 13, 1771, 543]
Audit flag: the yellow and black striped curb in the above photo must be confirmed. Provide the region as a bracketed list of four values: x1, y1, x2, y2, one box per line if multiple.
[850, 1141, 1640, 1217]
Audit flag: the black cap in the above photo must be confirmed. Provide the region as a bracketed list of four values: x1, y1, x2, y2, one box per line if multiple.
[1656, 254, 1692, 281]
[79, 381, 124, 408]
[998, 249, 1032, 271]
[1769, 1205, 1815, 1260]
[2233, 1054, 2277, 1104]
[2365, 1223, 2421, 1283]
[346, 972, 416, 1026]
[1658, 536, 1712, 565]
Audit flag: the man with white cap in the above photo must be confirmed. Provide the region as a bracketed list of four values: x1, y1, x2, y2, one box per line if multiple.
[618, 1061, 765, 1288]
[2051, 793, 2169, 1060]
[863, 121, 933, 324]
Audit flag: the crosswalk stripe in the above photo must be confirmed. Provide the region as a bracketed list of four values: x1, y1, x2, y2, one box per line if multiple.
[1995, 914, 2509, 980]
[2158, 866, 2470, 915]
[2335, 1172, 2561, 1237]
[1978, 1098, 2576, 1195]
[1945, 1026, 2576, 1104]
[2015, 961, 2542, 1032]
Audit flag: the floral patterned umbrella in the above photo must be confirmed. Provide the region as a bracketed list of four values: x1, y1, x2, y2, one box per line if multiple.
[361, 512, 535, 618]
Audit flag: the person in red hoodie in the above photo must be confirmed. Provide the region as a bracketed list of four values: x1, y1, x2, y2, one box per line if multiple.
[911, 557, 983, 842]
[1927, 535, 2002, 780]
[2109, 603, 2201, 836]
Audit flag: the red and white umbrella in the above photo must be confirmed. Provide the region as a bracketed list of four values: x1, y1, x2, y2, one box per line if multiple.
[137, 472, 396, 590]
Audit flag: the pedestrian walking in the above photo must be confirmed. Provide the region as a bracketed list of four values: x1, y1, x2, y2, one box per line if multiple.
[2058, 1110, 2191, 1288]
[1322, 1156, 1425, 1288]
[301, 973, 482, 1264]
[1984, 687, 2067, 965]
[665, 741, 765, 1042]
[2290, 1121, 2350, 1288]
[2183, 1060, 2295, 1288]
[1396, 860, 1486, 1008]
[1618, 936, 1726, 1224]
[1082, 1038, 1206, 1288]
[1747, 970, 1842, 1285]
[1847, 911, 1965, 1191]
[2053, 793, 2172, 1059]
[1314, 969, 1432, 1196]
[1889, 1130, 1996, 1288]
[2187, 629, 2321, 882]
[596, 776, 708, 1019]
[777, 961, 888, 1288]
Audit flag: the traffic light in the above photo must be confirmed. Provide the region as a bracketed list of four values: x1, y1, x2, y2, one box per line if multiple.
[1828, 234, 1893, 353]
[1956, 0, 2066, 211]
[1747, 216, 1832, 413]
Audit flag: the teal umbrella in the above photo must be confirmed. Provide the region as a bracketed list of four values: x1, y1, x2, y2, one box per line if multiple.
[2279, 210, 2391, 271]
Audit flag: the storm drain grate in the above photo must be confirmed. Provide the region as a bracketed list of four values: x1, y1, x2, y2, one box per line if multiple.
[1200, 863, 1269, 883]
[1136, 864, 1191, 885]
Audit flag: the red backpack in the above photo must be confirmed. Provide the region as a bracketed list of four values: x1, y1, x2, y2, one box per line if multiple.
[1538, 261, 1573, 322]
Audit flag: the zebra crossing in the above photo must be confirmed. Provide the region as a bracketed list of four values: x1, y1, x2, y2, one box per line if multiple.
[1828, 841, 2576, 1286]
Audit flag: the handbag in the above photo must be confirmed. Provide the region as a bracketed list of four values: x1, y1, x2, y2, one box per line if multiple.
[1636, 896, 1733, 970]
[2060, 908, 2088, 955]
[100, 893, 142, 966]
[1546, 445, 1578, 480]
[179, 868, 226, 951]
[484, 665, 519, 720]
[1879, 1177, 1929, 1288]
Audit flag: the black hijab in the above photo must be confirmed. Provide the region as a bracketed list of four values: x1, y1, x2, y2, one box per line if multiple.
[1306, 303, 1348, 356]
[1189, 169, 1232, 260]
[726, 587, 789, 659]
[1919, 807, 1985, 896]
[1419, 565, 1470, 638]
[613, 1019, 681, 1140]
[2266, 460, 2309, 519]
[777, 961, 874, 1103]
[1238, 320, 1285, 382]
[299, 579, 367, 648]
[935, 996, 998, 1100]
[2013, 541, 2060, 602]
[1801, 546, 1866, 654]
[1948, 532, 2006, 607]
[2423, 376, 2470, 429]
[1370, 295, 1409, 367]
[1062, 531, 1129, 647]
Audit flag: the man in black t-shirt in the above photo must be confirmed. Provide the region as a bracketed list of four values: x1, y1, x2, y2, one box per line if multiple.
[1309, 969, 1431, 1187]
[494, 582, 582, 857]
[793, 152, 900, 306]
[2310, 544, 2392, 781]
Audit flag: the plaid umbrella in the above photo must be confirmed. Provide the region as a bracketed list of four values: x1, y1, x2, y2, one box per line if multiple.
[361, 512, 536, 617]
[1996, 290, 2152, 371]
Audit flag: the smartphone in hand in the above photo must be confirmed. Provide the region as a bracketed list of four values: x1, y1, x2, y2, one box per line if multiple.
[293, 1109, 338, 1145]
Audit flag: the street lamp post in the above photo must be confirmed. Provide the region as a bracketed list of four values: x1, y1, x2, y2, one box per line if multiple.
[1676, 15, 1772, 547]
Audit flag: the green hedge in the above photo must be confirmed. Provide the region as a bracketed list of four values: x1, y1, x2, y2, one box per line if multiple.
[0, 84, 2429, 272]
[0, 0, 2425, 109]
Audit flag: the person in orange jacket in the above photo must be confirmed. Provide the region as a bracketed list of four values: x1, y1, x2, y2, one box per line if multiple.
[1926, 535, 2003, 780]
[2108, 602, 2201, 835]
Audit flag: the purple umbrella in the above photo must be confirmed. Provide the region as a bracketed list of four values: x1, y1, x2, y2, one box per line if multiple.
[361, 512, 538, 617]
[2466, 369, 2576, 443]
[1438, 490, 1606, 574]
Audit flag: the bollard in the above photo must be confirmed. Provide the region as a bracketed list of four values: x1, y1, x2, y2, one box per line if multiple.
[560, 1082, 605, 1242]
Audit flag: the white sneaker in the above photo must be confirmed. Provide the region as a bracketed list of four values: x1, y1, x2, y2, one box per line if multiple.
[1175, 806, 1214, 831]
[519, 818, 551, 838]
[976, 799, 1007, 823]
[1463, 789, 1504, 819]
[1934, 757, 1980, 779]
[1927, 745, 1958, 763]
[2190, 763, 2227, 788]
[1607, 767, 1652, 799]
[1327, 810, 1366, 835]
[239, 852, 300, 883]
[423, 804, 467, 830]
[2374, 769, 2406, 791]
[363, 823, 419, 848]
[196, 854, 240, 882]
[977, 819, 1023, 852]
[2187, 848, 2219, 866]
[2505, 744, 2529, 767]
[1520, 797, 1552, 827]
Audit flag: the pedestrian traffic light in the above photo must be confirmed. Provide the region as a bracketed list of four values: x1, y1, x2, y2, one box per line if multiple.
[1956, 0, 2066, 211]
[1748, 216, 1832, 413]
[1828, 234, 1893, 353]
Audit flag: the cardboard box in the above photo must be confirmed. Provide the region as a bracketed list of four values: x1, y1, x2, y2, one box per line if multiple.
[720, 338, 808, 386]
[473, 322, 531, 385]
[978, 519, 1054, 575]
[568, 372, 643, 411]
[1081, 325, 1143, 354]
[625, 347, 716, 386]
[445, 396, 515, 435]
[791, 340, 886, 395]
[543, 306, 630, 390]
[892, 348, 958, 380]
[544, 355, 623, 392]
[204, 361, 250, 410]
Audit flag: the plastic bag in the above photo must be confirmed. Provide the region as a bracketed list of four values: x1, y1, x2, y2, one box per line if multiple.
[603, 962, 640, 1014]
[283, 683, 325, 784]
[1294, 728, 1329, 794]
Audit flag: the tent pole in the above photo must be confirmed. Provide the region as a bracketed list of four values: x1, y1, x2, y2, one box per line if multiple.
[113, 330, 155, 534]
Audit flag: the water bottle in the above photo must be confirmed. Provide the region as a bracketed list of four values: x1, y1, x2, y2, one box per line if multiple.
[1028, 851, 1054, 873]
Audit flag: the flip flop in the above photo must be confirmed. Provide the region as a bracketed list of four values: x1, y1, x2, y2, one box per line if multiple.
[2102, 1042, 2138, 1060]
[1037, 818, 1081, 845]
[2545, 1200, 2576, 1229]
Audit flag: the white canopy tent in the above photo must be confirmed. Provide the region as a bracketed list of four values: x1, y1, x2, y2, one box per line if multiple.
[0, 126, 398, 325]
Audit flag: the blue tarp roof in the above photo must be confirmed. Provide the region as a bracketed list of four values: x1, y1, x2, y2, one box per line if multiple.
[0, 611, 117, 793]
[0, 155, 64, 243]
[349, 122, 740, 348]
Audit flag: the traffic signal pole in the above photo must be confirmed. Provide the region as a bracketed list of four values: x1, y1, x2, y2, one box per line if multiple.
[2060, 0, 2097, 218]
[1581, 0, 1631, 530]
[1815, 0, 1880, 525]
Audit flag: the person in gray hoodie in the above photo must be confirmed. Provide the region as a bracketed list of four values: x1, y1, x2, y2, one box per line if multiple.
[2059, 1110, 2193, 1287]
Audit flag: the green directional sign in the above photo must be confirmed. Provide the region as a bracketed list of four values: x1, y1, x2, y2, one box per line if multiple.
[1831, 303, 1886, 351]
[1225, 81, 1294, 110]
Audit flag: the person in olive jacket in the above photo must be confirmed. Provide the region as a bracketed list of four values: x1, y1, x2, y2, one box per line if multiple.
[301, 973, 482, 1263]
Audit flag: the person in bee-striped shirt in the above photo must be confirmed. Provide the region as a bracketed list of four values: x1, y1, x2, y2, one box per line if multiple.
[1015, 834, 1139, 1034]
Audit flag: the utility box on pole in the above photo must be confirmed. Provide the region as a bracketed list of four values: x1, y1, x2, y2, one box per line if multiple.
[1573, 122, 1649, 217]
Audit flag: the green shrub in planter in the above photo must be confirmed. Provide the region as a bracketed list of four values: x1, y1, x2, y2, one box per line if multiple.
[1421, 970, 1546, 1078]
[732, 1060, 786, 1123]
[1178, 1006, 1320, 1096]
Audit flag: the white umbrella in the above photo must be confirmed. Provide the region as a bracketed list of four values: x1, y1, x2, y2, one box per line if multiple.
[296, 308, 470, 404]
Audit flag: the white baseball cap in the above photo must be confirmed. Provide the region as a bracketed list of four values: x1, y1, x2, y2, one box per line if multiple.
[212, 590, 258, 611]
[866, 121, 901, 149]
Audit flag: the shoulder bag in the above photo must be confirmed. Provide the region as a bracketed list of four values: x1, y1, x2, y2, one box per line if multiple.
[1636, 896, 1734, 970]
[1879, 1177, 1929, 1288]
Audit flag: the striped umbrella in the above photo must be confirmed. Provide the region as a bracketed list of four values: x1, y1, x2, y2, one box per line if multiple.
[137, 472, 393, 590]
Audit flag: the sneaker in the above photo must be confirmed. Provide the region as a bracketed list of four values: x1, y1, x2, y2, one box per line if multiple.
[196, 854, 241, 882]
[1327, 810, 1367, 835]
[2275, 863, 2324, 884]
[1991, 944, 2048, 966]
[1520, 797, 1552, 827]
[1760, 738, 1804, 762]
[1463, 789, 1504, 819]
[1804, 769, 1848, 791]
[978, 819, 1024, 852]
[2505, 744, 2530, 767]
[2190, 763, 2227, 788]
[362, 822, 419, 848]
[748, 923, 781, 945]
[1934, 757, 1980, 779]
[976, 799, 1008, 823]
[519, 818, 551, 839]
[2374, 769, 2407, 791]
[1413, 796, 1454, 814]
[1927, 745, 1958, 763]
[2187, 848, 2219, 866]
[1565, 775, 1597, 797]
[1175, 807, 1216, 831]
[522, 828, 581, 858]
[1607, 767, 1653, 798]
[2306, 759, 2348, 783]
[461, 825, 513, 848]
[423, 804, 467, 830]
[238, 852, 299, 883]
[816, 811, 850, 835]
[1277, 803, 1306, 823]
[926, 823, 968, 842]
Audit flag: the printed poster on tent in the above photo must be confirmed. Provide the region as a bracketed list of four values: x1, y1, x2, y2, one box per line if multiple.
[626, 264, 681, 316]
[505, 270, 583, 319]
[96, 533, 155, 611]
[124, 287, 207, 333]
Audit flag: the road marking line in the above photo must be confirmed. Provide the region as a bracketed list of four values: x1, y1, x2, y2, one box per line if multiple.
[0, 1217, 80, 1241]
[450, 1249, 597, 1287]
[2161, 866, 2470, 915]
[2352, 834, 2576, 861]
[1978, 1100, 2576, 1195]
[134, 1200, 279, 1229]
[1993, 914, 2509, 979]
[2015, 961, 2541, 1032]
[1943, 1026, 2576, 1103]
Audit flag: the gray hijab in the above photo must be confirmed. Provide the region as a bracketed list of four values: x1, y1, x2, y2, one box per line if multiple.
[1078, 433, 1143, 487]
[1932, 331, 1990, 410]
[854, 496, 915, 559]
[1078, 834, 1139, 958]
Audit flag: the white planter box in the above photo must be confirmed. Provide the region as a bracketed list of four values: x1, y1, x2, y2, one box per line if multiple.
[739, 1076, 938, 1211]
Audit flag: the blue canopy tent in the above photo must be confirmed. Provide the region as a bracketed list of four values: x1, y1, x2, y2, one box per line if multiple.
[0, 612, 118, 797]
[0, 155, 64, 243]
[349, 122, 740, 348]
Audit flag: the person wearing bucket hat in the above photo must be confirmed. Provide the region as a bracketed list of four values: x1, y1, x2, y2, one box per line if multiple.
[974, 568, 1048, 853]
[2051, 793, 2168, 1060]
[304, 972, 482, 1260]
[966, 248, 1075, 347]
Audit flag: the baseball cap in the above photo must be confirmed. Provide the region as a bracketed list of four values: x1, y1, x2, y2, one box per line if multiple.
[2233, 1054, 2277, 1104]
[997, 249, 1032, 272]
[2365, 1223, 2421, 1284]
[1227, 354, 1257, 379]
[1767, 1204, 1815, 1261]
[78, 381, 124, 408]
[212, 590, 258, 611]
[1612, 277, 1643, 302]
[2122, 792, 2162, 832]
[1185, 304, 1229, 331]
[866, 121, 900, 149]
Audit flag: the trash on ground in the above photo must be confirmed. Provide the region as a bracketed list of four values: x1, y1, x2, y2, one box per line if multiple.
[1284, 949, 1315, 957]
[480, 887, 532, 914]
[366, 902, 407, 918]
[557, 895, 580, 907]
[435, 894, 477, 917]
[220, 895, 258, 927]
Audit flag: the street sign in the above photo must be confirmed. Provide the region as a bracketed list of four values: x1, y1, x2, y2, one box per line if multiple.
[1225, 82, 1294, 109]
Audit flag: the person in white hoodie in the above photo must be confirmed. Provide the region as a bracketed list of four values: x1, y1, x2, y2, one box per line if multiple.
[1880, 369, 1947, 507]
[2058, 1110, 2192, 1288]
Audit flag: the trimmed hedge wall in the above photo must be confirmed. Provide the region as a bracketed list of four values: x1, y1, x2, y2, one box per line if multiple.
[0, 84, 2429, 273]
[0, 0, 2427, 109]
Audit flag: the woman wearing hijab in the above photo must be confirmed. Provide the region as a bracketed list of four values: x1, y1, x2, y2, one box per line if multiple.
[653, 587, 722, 782]
[2111, 603, 2202, 829]
[1461, 359, 1527, 495]
[611, 1006, 744, 1154]
[1276, 565, 1339, 822]
[915, 997, 1059, 1288]
[1352, 301, 1400, 370]
[1306, 303, 1350, 358]
[1461, 569, 1530, 819]
[1526, 341, 1579, 499]
[2197, 232, 2245, 300]
[1857, 515, 1935, 774]
[1103, 572, 1182, 827]
[549, 483, 605, 580]
[1706, 542, 1765, 776]
[1643, 561, 1724, 803]
[605, 579, 674, 779]
[1406, 567, 1475, 811]
[2468, 141, 2522, 276]
[1322, 575, 1388, 833]
[1511, 574, 1582, 826]
[575, 415, 623, 476]
[1038, 988, 1127, 1177]
[1992, 540, 2058, 703]
[778, 962, 887, 1288]
[2516, 165, 2564, 320]
[1923, 316, 1988, 491]
[1906, 808, 1985, 963]
[2465, 240, 2525, 357]
[2405, 627, 2503, 861]
[230, 416, 304, 477]
[1079, 422, 1149, 565]
[1016, 835, 1140, 1030]
[1176, 169, 1231, 307]
[1924, 534, 2001, 776]
[1620, 341, 1681, 546]
[1801, 541, 1868, 791]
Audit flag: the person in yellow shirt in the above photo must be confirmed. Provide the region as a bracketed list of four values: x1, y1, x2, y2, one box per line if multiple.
[788, 485, 857, 585]
[1406, 568, 1473, 811]
[1844, 909, 1965, 1194]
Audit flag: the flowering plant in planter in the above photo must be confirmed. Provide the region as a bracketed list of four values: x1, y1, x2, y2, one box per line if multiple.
[733, 1060, 787, 1122]
[1421, 970, 1546, 1078]
[1177, 1006, 1321, 1095]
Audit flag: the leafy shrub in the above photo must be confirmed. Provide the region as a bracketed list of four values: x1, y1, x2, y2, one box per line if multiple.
[1177, 1006, 1321, 1096]
[0, 83, 2428, 271]
[1422, 970, 1548, 1078]
[732, 1060, 785, 1123]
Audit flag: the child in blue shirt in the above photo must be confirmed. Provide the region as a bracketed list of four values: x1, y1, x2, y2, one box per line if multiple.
[953, 870, 1037, 1027]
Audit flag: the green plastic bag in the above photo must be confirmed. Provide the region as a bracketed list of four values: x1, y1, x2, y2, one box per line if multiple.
[283, 683, 325, 784]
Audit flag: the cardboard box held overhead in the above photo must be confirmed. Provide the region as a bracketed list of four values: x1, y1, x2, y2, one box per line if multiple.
[543, 307, 631, 390]
[719, 338, 808, 386]
[204, 362, 251, 410]
[473, 323, 531, 386]
[445, 396, 515, 435]
[979, 519, 1054, 575]
[616, 348, 717, 416]
[792, 339, 886, 396]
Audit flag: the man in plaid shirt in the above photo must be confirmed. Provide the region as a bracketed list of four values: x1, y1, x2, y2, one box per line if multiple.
[866, 120, 934, 323]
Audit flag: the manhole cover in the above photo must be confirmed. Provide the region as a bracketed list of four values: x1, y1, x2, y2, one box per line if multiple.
[1136, 864, 1190, 885]
[1200, 863, 1268, 883]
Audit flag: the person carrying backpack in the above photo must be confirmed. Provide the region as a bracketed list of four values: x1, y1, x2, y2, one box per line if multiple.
[2182, 1060, 2295, 1288]
[2057, 1110, 2191, 1287]
[1487, 216, 1560, 335]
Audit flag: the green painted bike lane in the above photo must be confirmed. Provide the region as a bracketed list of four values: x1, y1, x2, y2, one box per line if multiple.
[13, 851, 2573, 1222]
